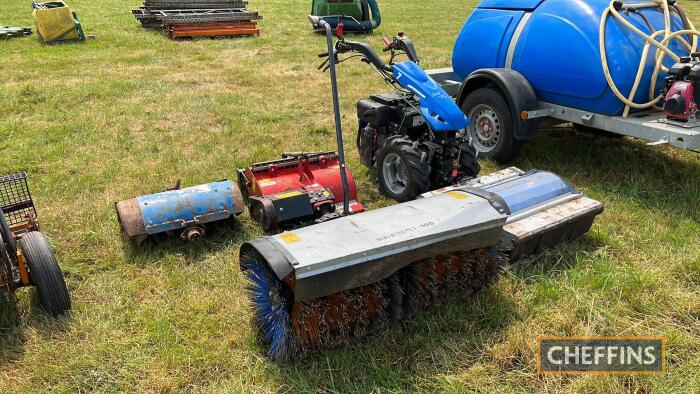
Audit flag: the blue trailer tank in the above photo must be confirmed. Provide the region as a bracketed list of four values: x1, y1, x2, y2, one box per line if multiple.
[116, 180, 245, 244]
[452, 0, 688, 116]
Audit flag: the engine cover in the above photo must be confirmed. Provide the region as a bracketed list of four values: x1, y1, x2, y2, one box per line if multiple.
[664, 81, 698, 121]
[357, 93, 422, 128]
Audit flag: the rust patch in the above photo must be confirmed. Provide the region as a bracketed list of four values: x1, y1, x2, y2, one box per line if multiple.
[115, 198, 146, 238]
[230, 182, 245, 215]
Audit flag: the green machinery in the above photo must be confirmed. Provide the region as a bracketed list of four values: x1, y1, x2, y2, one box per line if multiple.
[312, 0, 365, 21]
[309, 0, 381, 33]
[32, 1, 87, 44]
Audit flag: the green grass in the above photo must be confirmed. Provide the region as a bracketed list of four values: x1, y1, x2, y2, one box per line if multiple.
[1, 0, 699, 392]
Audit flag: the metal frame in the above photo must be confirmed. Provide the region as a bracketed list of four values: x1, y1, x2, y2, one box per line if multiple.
[537, 102, 700, 150]
[427, 68, 700, 152]
[0, 26, 33, 39]
[0, 172, 37, 231]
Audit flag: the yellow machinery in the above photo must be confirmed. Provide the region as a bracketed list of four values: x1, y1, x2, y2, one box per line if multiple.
[32, 1, 86, 44]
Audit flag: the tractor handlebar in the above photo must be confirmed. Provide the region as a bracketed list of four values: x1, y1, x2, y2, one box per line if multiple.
[335, 40, 392, 71]
[318, 31, 420, 74]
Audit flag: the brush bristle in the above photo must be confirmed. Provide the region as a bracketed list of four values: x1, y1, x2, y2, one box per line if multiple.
[241, 249, 293, 363]
[242, 248, 506, 362]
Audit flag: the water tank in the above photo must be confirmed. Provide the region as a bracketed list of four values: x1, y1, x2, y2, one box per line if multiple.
[452, 0, 687, 115]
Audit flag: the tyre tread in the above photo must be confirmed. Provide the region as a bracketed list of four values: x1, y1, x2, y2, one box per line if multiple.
[377, 136, 431, 202]
[19, 232, 71, 315]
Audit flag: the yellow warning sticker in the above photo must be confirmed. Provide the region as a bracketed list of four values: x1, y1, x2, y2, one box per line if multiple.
[280, 232, 301, 244]
[259, 179, 277, 187]
[276, 191, 303, 199]
[447, 191, 469, 200]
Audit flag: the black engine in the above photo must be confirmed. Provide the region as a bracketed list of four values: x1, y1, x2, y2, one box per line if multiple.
[357, 92, 479, 201]
[357, 93, 422, 165]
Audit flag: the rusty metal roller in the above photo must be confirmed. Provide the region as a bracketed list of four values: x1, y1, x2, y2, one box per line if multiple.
[116, 180, 245, 245]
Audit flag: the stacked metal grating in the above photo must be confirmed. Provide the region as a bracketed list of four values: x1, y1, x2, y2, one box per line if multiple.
[0, 26, 33, 39]
[132, 0, 262, 39]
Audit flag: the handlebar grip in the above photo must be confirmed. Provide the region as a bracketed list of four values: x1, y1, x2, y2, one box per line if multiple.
[382, 37, 392, 52]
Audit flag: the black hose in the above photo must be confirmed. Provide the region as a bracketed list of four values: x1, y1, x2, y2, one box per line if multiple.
[672, 3, 693, 46]
[631, 9, 654, 33]
[360, 0, 370, 22]
[321, 21, 350, 216]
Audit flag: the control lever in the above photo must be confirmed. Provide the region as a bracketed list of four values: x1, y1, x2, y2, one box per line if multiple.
[382, 36, 392, 52]
[318, 57, 330, 71]
[335, 23, 345, 40]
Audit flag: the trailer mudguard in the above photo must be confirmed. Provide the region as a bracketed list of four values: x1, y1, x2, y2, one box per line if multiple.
[457, 68, 539, 140]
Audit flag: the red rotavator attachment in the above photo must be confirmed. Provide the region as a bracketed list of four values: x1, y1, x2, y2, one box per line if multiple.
[238, 152, 364, 231]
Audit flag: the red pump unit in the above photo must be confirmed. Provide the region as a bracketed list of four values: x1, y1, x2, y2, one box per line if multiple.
[238, 152, 364, 231]
[663, 58, 700, 125]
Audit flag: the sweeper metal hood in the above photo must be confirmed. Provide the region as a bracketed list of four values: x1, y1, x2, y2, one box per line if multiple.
[242, 188, 509, 302]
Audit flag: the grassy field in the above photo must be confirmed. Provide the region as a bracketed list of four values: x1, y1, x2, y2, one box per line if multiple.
[1, 0, 699, 392]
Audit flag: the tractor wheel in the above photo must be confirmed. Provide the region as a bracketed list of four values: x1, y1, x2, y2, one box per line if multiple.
[459, 141, 481, 179]
[376, 136, 431, 202]
[18, 232, 71, 316]
[462, 87, 522, 163]
[357, 123, 377, 168]
[0, 209, 16, 258]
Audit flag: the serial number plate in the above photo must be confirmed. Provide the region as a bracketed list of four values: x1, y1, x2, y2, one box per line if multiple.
[412, 116, 424, 127]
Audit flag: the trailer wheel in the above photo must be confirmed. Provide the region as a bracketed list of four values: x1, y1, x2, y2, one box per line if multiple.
[376, 137, 431, 202]
[462, 88, 522, 163]
[0, 209, 16, 258]
[18, 232, 71, 316]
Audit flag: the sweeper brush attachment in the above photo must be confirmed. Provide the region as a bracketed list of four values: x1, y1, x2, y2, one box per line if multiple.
[242, 247, 505, 362]
[240, 168, 604, 362]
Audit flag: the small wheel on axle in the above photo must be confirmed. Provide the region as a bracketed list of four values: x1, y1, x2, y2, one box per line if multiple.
[19, 232, 71, 316]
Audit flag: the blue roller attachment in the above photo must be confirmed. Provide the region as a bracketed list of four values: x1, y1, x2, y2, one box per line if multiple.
[485, 170, 577, 214]
[116, 180, 245, 244]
